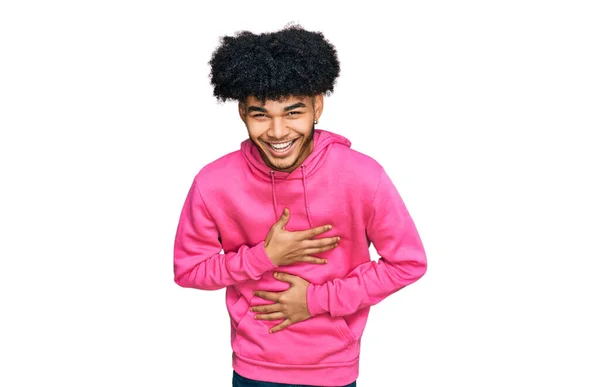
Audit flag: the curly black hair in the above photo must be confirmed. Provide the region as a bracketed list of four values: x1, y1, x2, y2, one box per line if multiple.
[209, 24, 340, 103]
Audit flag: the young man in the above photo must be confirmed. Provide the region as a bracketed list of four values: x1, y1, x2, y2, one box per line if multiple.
[173, 25, 427, 387]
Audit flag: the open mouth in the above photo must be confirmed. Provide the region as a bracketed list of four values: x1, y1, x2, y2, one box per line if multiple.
[267, 139, 297, 153]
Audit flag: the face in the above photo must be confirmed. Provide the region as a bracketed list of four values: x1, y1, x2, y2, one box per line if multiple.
[239, 94, 323, 172]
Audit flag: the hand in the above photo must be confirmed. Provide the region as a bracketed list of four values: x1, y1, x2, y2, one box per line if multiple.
[251, 272, 311, 333]
[264, 208, 340, 266]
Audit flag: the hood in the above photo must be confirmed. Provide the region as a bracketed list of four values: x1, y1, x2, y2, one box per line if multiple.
[240, 129, 352, 226]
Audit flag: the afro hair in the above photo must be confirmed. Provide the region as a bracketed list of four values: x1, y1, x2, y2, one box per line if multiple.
[208, 24, 340, 103]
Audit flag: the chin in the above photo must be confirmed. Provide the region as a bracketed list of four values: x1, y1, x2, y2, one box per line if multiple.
[270, 160, 295, 171]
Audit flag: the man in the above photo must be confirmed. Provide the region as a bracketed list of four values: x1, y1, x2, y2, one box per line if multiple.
[173, 25, 427, 387]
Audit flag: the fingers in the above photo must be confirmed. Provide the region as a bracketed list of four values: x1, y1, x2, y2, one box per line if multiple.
[270, 319, 292, 334]
[255, 312, 285, 321]
[253, 290, 279, 302]
[298, 224, 332, 240]
[304, 242, 339, 256]
[250, 303, 282, 314]
[296, 255, 328, 264]
[304, 236, 340, 249]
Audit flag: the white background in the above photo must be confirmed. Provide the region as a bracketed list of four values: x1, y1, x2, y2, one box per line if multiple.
[1, 1, 599, 386]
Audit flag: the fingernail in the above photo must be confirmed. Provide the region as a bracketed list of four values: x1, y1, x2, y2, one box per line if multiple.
[273, 272, 279, 278]
[337, 237, 341, 242]
[328, 225, 332, 230]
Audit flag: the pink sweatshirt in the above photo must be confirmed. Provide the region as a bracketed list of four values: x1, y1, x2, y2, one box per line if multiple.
[173, 129, 427, 386]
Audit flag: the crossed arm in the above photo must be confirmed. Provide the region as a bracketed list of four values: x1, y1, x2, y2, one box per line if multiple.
[250, 169, 427, 331]
[174, 169, 427, 331]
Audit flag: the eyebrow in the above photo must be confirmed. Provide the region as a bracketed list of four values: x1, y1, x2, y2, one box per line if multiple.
[247, 106, 267, 113]
[283, 102, 306, 112]
[247, 102, 307, 114]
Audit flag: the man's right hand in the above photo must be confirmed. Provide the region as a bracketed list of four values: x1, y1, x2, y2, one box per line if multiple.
[264, 208, 340, 266]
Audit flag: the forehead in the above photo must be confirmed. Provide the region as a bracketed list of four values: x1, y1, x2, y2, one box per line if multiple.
[245, 95, 311, 110]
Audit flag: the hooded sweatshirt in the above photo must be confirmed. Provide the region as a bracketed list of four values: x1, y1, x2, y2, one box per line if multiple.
[173, 129, 427, 386]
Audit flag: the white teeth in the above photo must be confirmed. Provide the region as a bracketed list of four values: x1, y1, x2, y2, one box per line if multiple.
[269, 140, 294, 151]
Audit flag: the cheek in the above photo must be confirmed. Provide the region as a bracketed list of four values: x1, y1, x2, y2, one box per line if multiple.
[246, 123, 267, 140]
[287, 118, 312, 132]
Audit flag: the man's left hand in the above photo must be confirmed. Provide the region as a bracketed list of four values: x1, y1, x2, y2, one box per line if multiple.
[251, 272, 311, 333]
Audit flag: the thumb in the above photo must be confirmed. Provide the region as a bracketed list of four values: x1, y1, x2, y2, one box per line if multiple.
[278, 208, 290, 226]
[273, 272, 295, 284]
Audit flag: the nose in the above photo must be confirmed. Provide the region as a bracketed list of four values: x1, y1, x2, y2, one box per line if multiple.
[268, 116, 289, 139]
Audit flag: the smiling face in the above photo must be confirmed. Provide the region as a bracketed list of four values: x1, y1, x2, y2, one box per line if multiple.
[239, 94, 323, 172]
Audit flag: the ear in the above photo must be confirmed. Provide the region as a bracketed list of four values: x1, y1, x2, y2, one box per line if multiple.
[238, 101, 247, 123]
[312, 94, 324, 123]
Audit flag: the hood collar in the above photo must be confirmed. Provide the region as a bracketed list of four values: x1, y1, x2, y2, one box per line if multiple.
[241, 129, 351, 225]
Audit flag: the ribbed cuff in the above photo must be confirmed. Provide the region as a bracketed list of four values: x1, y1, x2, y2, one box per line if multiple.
[306, 282, 329, 316]
[247, 241, 278, 278]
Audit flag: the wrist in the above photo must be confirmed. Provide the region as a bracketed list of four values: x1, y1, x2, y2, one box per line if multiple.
[264, 243, 280, 266]
[245, 241, 278, 278]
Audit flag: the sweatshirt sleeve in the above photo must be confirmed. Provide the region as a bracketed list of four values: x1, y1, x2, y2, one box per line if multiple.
[306, 168, 427, 317]
[173, 179, 277, 290]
